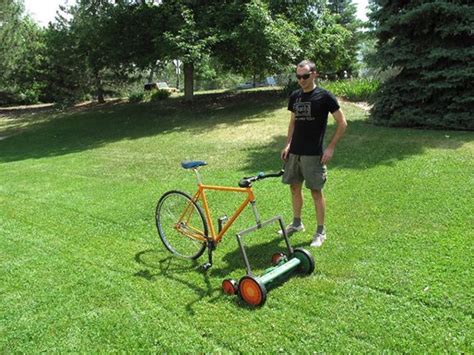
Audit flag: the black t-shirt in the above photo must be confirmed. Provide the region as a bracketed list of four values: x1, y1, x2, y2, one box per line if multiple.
[287, 87, 340, 155]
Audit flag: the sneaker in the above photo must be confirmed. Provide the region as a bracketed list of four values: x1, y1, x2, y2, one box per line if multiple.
[278, 223, 305, 236]
[310, 232, 326, 247]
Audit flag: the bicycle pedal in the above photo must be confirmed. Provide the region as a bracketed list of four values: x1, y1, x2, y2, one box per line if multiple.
[202, 262, 212, 271]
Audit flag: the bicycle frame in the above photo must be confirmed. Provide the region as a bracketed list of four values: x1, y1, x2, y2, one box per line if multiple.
[190, 168, 260, 244]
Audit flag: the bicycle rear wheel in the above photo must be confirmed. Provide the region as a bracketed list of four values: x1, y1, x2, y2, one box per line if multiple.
[156, 190, 208, 259]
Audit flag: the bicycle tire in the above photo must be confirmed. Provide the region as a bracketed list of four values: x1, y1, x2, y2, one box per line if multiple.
[156, 190, 208, 259]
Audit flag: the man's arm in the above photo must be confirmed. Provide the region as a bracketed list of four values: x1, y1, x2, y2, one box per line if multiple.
[281, 112, 295, 161]
[321, 109, 347, 164]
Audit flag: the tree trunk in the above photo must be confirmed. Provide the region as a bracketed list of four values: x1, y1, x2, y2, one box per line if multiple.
[95, 71, 105, 103]
[184, 62, 194, 101]
[148, 66, 155, 83]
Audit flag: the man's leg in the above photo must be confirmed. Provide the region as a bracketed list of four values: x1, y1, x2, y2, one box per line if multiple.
[280, 154, 305, 236]
[279, 183, 305, 235]
[310, 189, 326, 247]
[291, 183, 304, 219]
[310, 189, 325, 227]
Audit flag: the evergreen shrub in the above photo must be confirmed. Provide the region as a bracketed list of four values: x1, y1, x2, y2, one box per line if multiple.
[370, 1, 474, 130]
[150, 89, 171, 101]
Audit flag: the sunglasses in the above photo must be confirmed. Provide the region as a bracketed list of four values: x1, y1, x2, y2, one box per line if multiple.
[296, 73, 311, 80]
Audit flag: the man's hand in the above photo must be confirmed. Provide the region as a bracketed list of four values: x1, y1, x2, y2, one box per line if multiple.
[281, 146, 290, 161]
[321, 146, 334, 164]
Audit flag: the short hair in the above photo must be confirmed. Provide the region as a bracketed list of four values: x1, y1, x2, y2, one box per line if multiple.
[297, 60, 316, 72]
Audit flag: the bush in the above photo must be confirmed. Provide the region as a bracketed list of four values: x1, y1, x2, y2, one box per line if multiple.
[0, 84, 42, 106]
[282, 78, 379, 102]
[128, 91, 145, 103]
[282, 80, 299, 96]
[0, 91, 17, 106]
[321, 79, 380, 102]
[150, 89, 171, 101]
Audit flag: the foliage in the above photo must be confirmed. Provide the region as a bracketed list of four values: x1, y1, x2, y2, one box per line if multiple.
[327, 0, 361, 74]
[321, 78, 380, 101]
[369, 0, 474, 130]
[40, 0, 137, 105]
[302, 11, 352, 75]
[0, 93, 472, 352]
[268, 0, 355, 74]
[0, 0, 24, 87]
[1, 0, 364, 104]
[128, 91, 145, 103]
[215, 0, 300, 82]
[41, 21, 90, 105]
[282, 78, 379, 102]
[150, 89, 171, 101]
[106, 2, 165, 70]
[0, 0, 45, 104]
[282, 80, 300, 96]
[159, 0, 220, 100]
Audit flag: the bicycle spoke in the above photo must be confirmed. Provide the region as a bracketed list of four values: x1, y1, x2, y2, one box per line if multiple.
[156, 191, 208, 259]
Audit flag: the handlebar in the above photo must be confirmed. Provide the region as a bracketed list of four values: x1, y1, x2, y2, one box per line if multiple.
[238, 169, 284, 188]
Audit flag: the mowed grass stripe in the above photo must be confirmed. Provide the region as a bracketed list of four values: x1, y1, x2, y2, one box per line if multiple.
[1, 219, 229, 351]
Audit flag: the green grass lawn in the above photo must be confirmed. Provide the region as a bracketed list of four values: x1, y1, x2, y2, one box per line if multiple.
[1, 91, 473, 352]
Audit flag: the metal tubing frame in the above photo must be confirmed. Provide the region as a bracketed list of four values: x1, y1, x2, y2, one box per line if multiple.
[191, 182, 255, 244]
[235, 215, 292, 275]
[188, 168, 292, 275]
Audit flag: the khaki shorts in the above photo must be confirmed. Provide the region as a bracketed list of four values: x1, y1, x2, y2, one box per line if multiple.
[282, 154, 328, 190]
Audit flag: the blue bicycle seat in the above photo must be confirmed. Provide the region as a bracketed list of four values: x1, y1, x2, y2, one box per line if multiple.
[181, 160, 208, 169]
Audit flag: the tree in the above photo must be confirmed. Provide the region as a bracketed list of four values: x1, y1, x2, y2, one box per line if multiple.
[300, 9, 352, 75]
[68, 0, 117, 103]
[42, 20, 90, 104]
[370, 0, 474, 130]
[0, 0, 24, 92]
[42, 0, 130, 104]
[327, 0, 360, 75]
[215, 0, 300, 85]
[327, 0, 357, 26]
[268, 0, 353, 75]
[0, 0, 45, 104]
[106, 2, 165, 70]
[158, 0, 221, 101]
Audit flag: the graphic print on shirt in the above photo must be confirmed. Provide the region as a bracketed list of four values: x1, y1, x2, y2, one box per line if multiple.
[293, 99, 314, 121]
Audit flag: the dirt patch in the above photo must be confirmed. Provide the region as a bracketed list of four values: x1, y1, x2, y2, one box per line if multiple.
[338, 97, 372, 111]
[0, 99, 125, 119]
[0, 103, 55, 118]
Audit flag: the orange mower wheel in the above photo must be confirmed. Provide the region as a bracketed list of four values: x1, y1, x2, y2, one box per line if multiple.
[238, 276, 267, 307]
[222, 279, 238, 295]
[271, 252, 286, 265]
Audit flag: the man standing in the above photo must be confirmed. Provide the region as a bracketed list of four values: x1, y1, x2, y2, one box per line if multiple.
[280, 60, 347, 247]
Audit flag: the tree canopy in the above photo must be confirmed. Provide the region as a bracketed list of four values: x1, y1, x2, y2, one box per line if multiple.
[0, 0, 44, 104]
[369, 0, 474, 130]
[1, 0, 362, 103]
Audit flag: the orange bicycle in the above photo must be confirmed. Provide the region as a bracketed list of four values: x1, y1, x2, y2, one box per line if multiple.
[155, 160, 315, 306]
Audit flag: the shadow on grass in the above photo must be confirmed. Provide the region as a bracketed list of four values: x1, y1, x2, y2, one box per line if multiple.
[241, 120, 473, 173]
[3, 89, 470, 168]
[211, 234, 313, 272]
[134, 249, 222, 315]
[0, 91, 285, 163]
[134, 232, 314, 311]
